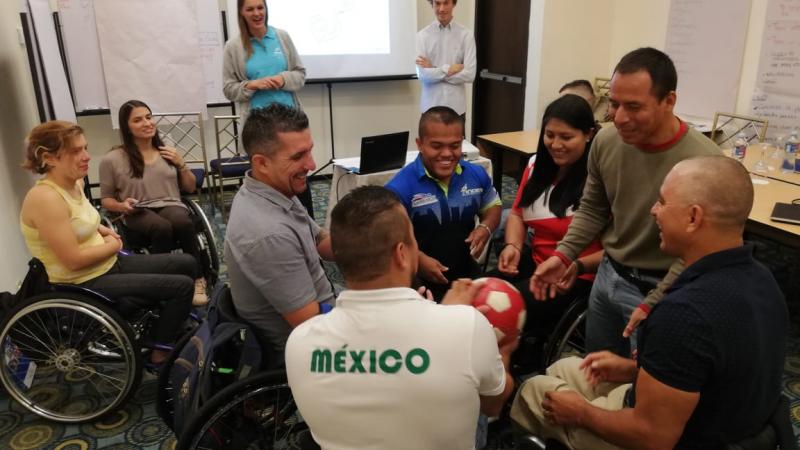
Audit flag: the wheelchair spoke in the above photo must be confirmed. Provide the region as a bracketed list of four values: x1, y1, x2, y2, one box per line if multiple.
[74, 366, 124, 402]
[68, 307, 78, 348]
[27, 310, 61, 354]
[11, 319, 58, 357]
[72, 318, 112, 353]
[74, 364, 127, 391]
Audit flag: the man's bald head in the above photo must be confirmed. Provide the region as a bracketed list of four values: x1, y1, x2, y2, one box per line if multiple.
[666, 155, 753, 231]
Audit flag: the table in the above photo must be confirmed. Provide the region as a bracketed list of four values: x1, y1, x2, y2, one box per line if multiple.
[733, 145, 800, 186]
[746, 177, 800, 248]
[476, 129, 539, 193]
[324, 147, 492, 227]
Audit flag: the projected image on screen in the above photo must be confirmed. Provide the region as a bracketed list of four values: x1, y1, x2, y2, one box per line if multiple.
[269, 0, 390, 56]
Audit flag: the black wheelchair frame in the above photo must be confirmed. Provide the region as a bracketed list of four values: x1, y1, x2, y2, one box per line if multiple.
[0, 260, 155, 422]
[156, 283, 316, 450]
[105, 197, 220, 285]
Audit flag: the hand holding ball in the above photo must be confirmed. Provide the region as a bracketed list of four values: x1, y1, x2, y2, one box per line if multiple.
[472, 277, 527, 345]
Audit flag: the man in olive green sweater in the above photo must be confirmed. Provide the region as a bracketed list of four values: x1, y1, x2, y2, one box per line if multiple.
[531, 47, 721, 357]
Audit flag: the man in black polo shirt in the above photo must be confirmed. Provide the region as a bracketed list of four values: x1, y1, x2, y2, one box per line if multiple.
[509, 155, 788, 449]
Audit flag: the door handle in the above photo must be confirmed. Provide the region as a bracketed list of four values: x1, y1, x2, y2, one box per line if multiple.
[479, 69, 523, 84]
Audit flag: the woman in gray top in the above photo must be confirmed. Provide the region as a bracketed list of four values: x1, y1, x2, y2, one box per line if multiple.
[99, 99, 207, 306]
[222, 0, 306, 124]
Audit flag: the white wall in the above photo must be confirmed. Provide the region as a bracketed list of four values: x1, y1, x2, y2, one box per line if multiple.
[77, 0, 475, 182]
[0, 0, 39, 291]
[525, 0, 769, 129]
[525, 0, 614, 129]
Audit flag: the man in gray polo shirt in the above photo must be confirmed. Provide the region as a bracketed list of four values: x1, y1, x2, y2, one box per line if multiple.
[224, 104, 335, 365]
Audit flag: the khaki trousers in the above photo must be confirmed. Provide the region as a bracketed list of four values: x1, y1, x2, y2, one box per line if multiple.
[510, 356, 631, 450]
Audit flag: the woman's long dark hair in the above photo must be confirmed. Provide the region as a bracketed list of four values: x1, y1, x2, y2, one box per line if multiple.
[518, 94, 596, 217]
[117, 99, 164, 178]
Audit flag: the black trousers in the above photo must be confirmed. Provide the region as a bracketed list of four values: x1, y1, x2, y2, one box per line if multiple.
[80, 253, 195, 344]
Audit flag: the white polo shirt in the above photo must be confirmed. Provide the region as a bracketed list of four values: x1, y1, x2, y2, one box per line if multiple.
[285, 287, 506, 450]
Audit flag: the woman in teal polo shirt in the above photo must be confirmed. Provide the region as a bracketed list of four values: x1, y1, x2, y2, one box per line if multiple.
[222, 0, 306, 124]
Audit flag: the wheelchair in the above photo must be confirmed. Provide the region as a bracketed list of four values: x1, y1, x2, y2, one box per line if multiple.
[106, 197, 220, 285]
[0, 258, 197, 423]
[156, 283, 316, 450]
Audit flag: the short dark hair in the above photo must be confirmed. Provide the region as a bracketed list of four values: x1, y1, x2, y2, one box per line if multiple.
[242, 104, 309, 158]
[428, 0, 457, 5]
[614, 47, 677, 100]
[418, 106, 464, 139]
[330, 186, 412, 283]
[559, 79, 594, 95]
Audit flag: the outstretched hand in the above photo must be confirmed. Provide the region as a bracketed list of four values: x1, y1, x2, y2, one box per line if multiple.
[530, 256, 568, 300]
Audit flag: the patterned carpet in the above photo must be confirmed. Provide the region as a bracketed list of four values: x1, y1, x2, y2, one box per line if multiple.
[1, 175, 798, 449]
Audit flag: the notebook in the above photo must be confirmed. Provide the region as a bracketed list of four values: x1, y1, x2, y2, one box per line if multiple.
[352, 131, 409, 175]
[770, 202, 800, 225]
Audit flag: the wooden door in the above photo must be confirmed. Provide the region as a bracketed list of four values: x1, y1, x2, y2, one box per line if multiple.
[471, 0, 530, 141]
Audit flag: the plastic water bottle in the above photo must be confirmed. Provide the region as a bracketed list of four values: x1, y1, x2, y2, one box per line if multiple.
[784, 130, 799, 173]
[732, 132, 747, 161]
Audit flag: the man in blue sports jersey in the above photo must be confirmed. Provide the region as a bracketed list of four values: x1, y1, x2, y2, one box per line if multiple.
[386, 106, 501, 301]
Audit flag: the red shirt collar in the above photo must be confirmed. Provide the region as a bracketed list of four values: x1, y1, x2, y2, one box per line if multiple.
[639, 118, 688, 152]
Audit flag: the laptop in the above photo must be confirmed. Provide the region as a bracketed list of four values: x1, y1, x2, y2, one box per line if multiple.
[770, 202, 800, 225]
[351, 131, 410, 175]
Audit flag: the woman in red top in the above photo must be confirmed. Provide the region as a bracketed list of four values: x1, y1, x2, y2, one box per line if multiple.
[498, 94, 603, 349]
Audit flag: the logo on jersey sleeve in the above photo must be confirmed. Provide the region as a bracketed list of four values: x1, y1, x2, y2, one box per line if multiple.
[411, 193, 438, 208]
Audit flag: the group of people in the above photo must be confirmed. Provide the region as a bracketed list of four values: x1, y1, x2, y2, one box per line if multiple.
[15, 0, 790, 449]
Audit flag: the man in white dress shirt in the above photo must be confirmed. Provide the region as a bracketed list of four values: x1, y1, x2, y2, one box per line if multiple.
[415, 0, 477, 118]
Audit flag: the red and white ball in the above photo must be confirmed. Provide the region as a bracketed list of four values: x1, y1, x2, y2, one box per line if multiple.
[472, 277, 527, 345]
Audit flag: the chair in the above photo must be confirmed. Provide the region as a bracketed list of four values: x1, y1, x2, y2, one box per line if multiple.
[107, 198, 220, 285]
[210, 115, 251, 221]
[593, 77, 610, 101]
[152, 112, 211, 206]
[711, 112, 769, 148]
[593, 77, 611, 122]
[155, 284, 307, 450]
[0, 259, 168, 422]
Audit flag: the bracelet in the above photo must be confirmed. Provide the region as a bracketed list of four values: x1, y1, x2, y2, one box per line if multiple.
[476, 223, 492, 235]
[503, 243, 521, 252]
[177, 163, 188, 171]
[573, 259, 585, 276]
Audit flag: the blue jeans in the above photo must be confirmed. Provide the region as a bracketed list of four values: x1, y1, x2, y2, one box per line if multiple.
[585, 256, 662, 357]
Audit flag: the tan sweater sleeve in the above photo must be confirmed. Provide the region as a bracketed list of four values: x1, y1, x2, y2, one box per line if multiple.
[642, 259, 685, 309]
[555, 138, 611, 261]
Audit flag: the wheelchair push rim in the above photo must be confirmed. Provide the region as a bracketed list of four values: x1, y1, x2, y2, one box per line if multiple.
[0, 295, 140, 423]
[177, 371, 307, 450]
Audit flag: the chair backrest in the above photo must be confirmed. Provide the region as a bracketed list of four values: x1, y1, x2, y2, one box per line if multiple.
[593, 77, 612, 121]
[213, 115, 246, 163]
[594, 77, 611, 100]
[710, 112, 769, 148]
[152, 112, 210, 186]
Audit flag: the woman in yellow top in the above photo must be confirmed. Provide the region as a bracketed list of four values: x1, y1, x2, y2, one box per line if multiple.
[19, 120, 194, 364]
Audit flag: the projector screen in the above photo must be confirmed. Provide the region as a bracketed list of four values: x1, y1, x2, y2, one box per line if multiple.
[226, 0, 417, 81]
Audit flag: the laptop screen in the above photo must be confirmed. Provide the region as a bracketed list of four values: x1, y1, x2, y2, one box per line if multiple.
[358, 131, 410, 175]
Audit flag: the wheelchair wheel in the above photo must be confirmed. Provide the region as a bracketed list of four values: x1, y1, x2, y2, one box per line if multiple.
[156, 324, 197, 431]
[542, 297, 588, 368]
[0, 292, 141, 423]
[186, 198, 219, 285]
[176, 370, 308, 450]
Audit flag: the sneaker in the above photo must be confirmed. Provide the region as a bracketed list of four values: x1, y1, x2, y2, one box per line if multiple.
[193, 278, 208, 306]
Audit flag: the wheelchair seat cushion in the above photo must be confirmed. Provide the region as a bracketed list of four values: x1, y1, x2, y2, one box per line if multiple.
[209, 155, 250, 177]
